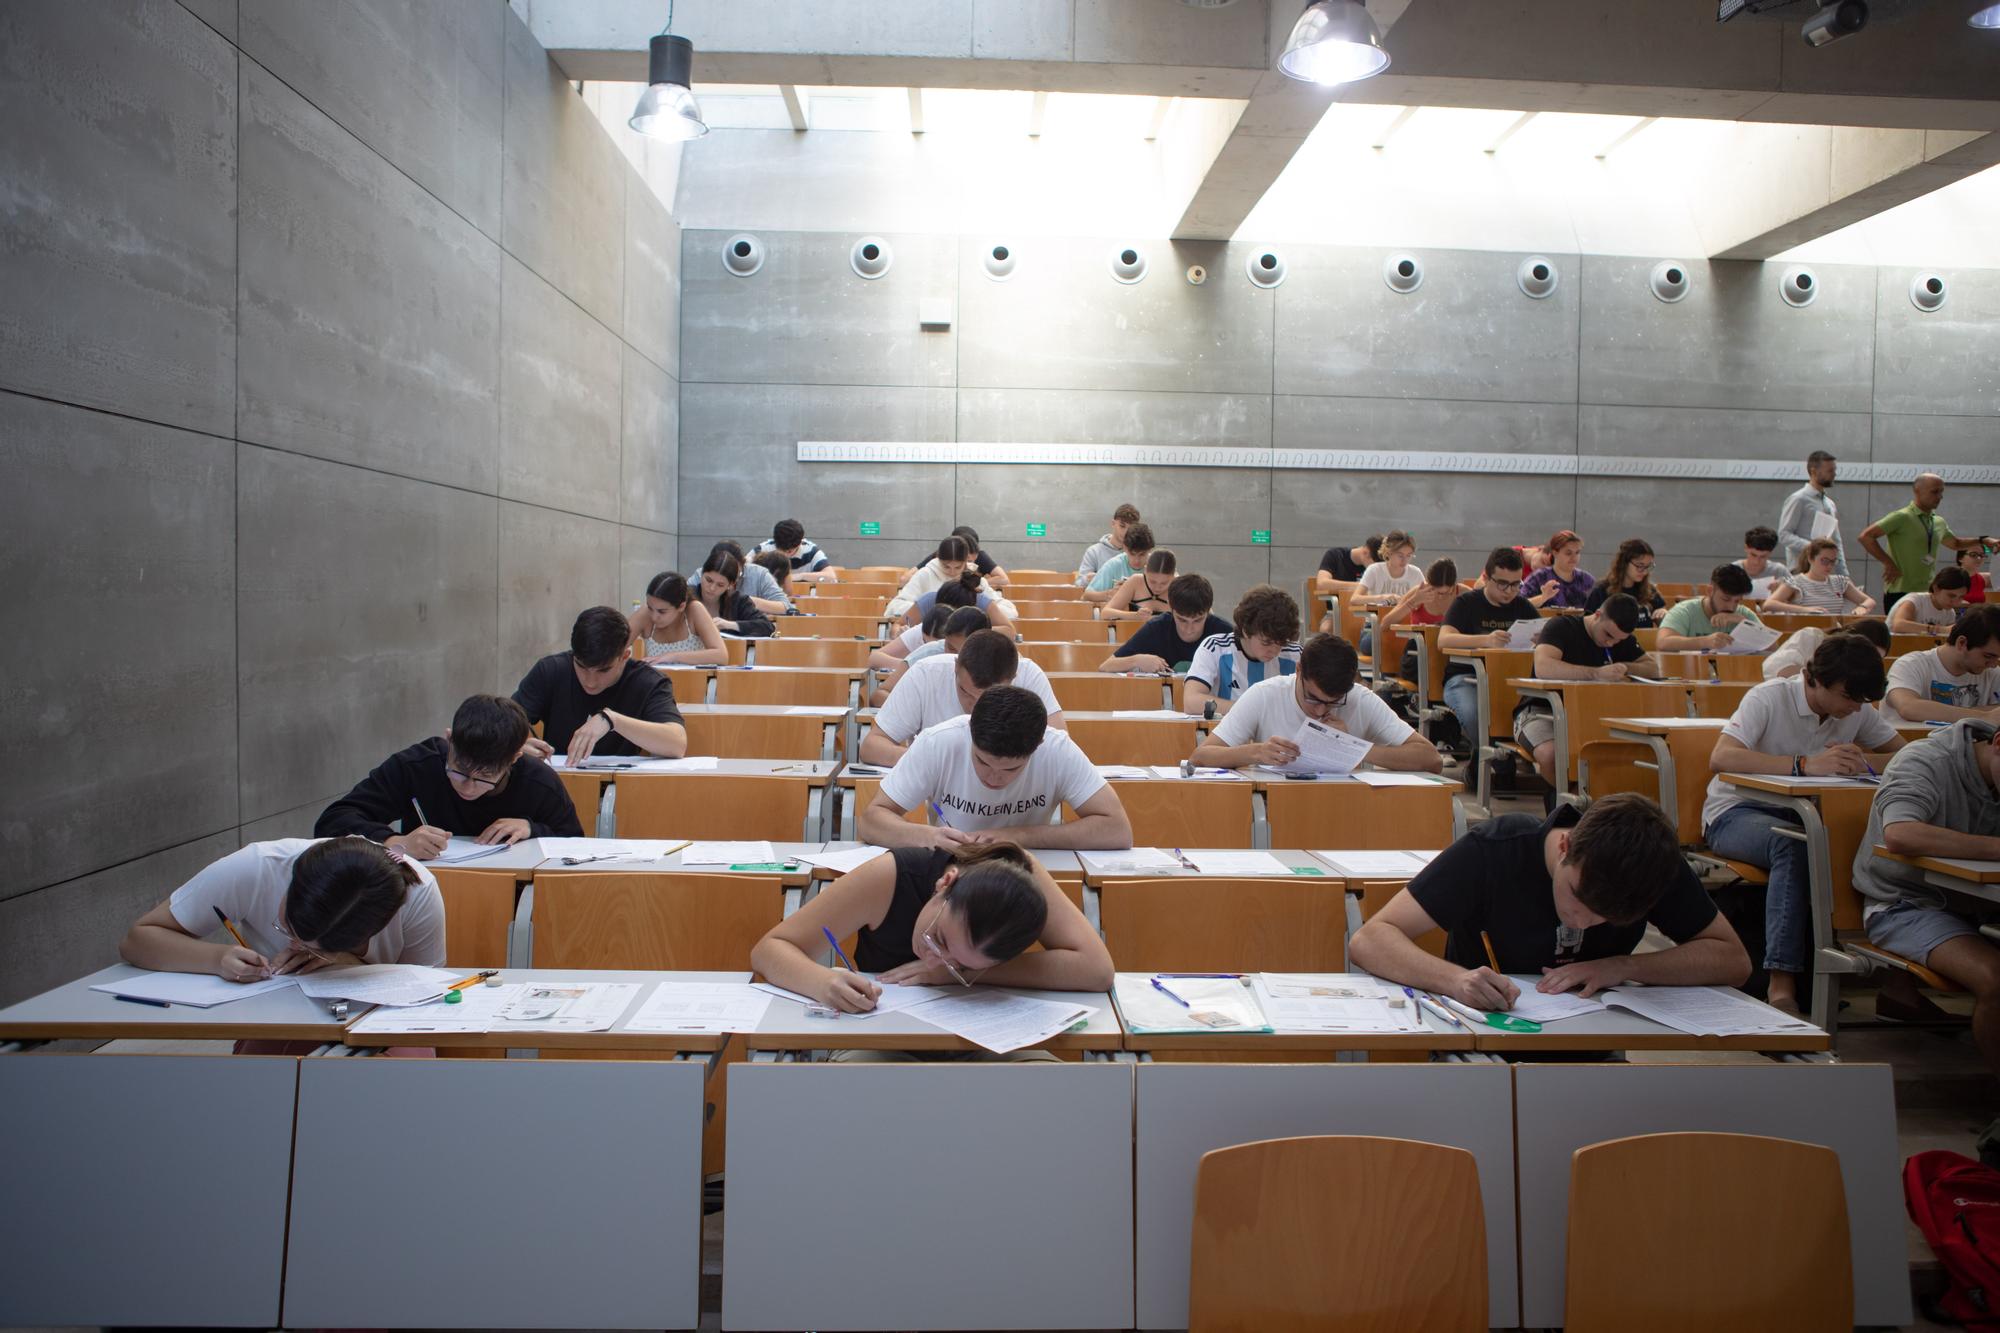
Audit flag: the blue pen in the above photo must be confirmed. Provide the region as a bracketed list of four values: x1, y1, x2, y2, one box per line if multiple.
[1150, 977, 1191, 1007]
[821, 925, 859, 975]
[929, 800, 950, 827]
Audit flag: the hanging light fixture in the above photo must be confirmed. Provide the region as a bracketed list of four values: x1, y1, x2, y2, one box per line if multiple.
[1276, 0, 1391, 84]
[1970, 3, 2000, 28]
[629, 4, 707, 140]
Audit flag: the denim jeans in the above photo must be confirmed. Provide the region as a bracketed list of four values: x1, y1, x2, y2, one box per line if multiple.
[1705, 802, 1808, 973]
[1443, 674, 1481, 746]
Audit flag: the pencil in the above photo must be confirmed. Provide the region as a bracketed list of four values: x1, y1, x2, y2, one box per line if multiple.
[1481, 930, 1502, 972]
[212, 905, 250, 951]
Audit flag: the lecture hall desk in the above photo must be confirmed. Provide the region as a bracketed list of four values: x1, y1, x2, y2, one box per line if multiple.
[1871, 846, 2000, 906]
[676, 700, 851, 760]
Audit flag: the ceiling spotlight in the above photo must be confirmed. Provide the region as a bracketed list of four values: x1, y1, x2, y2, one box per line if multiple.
[629, 32, 708, 140]
[1971, 2, 2000, 26]
[1800, 1, 1866, 46]
[1277, 1, 1391, 85]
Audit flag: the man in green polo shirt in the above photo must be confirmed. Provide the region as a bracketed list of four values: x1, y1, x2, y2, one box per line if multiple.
[1859, 473, 1994, 611]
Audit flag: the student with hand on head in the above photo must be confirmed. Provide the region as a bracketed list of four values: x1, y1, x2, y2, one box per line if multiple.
[1521, 530, 1592, 610]
[1101, 573, 1230, 675]
[315, 694, 583, 858]
[1657, 564, 1765, 652]
[1583, 538, 1667, 627]
[1736, 525, 1783, 599]
[1513, 593, 1661, 793]
[1192, 634, 1441, 773]
[1852, 718, 2000, 1055]
[1761, 618, 1888, 680]
[1437, 547, 1543, 744]
[859, 687, 1132, 851]
[1083, 523, 1156, 605]
[860, 629, 1066, 765]
[628, 571, 727, 666]
[1859, 472, 1994, 611]
[1705, 635, 1904, 1013]
[1888, 566, 1972, 634]
[695, 547, 776, 637]
[513, 606, 688, 765]
[749, 841, 1114, 1022]
[1182, 584, 1304, 718]
[1763, 537, 1875, 615]
[1348, 793, 1751, 1010]
[1316, 534, 1383, 587]
[121, 836, 446, 982]
[752, 517, 835, 584]
[1076, 503, 1140, 586]
[1884, 605, 2000, 724]
[1103, 548, 1177, 621]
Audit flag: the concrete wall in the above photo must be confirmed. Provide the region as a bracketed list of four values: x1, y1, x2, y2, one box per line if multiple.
[0, 0, 679, 1003]
[678, 231, 2000, 608]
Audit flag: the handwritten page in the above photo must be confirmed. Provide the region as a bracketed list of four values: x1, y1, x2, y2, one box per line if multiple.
[751, 979, 951, 1018]
[1727, 619, 1781, 654]
[906, 989, 1095, 1053]
[682, 841, 776, 864]
[1505, 620, 1545, 651]
[1315, 850, 1430, 877]
[295, 965, 459, 1007]
[1603, 985, 1821, 1037]
[90, 972, 297, 1008]
[433, 837, 514, 865]
[624, 982, 772, 1034]
[1084, 847, 1187, 874]
[1184, 850, 1294, 875]
[538, 837, 689, 865]
[796, 845, 889, 875]
[1256, 973, 1419, 1032]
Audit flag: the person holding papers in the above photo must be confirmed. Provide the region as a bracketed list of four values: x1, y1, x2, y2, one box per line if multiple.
[1703, 635, 1905, 1014]
[1883, 605, 2000, 724]
[859, 687, 1132, 851]
[1100, 573, 1230, 675]
[1437, 547, 1543, 748]
[1190, 635, 1441, 774]
[1852, 719, 2000, 1066]
[1512, 594, 1662, 797]
[1656, 565, 1768, 653]
[749, 841, 1113, 1035]
[859, 630, 1066, 765]
[315, 694, 584, 856]
[1348, 794, 1751, 1010]
[1736, 525, 1783, 600]
[1887, 566, 1972, 634]
[121, 837, 446, 981]
[1181, 585, 1304, 718]
[514, 606, 688, 764]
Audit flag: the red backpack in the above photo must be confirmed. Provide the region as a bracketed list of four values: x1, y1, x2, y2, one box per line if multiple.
[1907, 1150, 2000, 1330]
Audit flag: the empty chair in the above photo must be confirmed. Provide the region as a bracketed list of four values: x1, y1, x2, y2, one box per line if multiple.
[1563, 1131, 1850, 1332]
[1097, 780, 1255, 848]
[1264, 783, 1454, 850]
[715, 667, 855, 708]
[532, 871, 784, 969]
[771, 614, 884, 639]
[1099, 877, 1342, 972]
[1189, 1135, 1487, 1333]
[679, 710, 828, 760]
[1012, 617, 1110, 643]
[428, 867, 519, 968]
[1064, 716, 1201, 767]
[1048, 673, 1171, 711]
[1013, 600, 1096, 621]
[1017, 641, 1113, 674]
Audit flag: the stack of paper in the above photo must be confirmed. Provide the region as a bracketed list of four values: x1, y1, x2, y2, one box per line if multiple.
[1601, 985, 1822, 1037]
[1255, 973, 1421, 1032]
[433, 837, 515, 865]
[1315, 850, 1432, 877]
[538, 837, 690, 865]
[348, 981, 641, 1035]
[623, 982, 772, 1034]
[1085, 847, 1187, 874]
[1114, 974, 1271, 1034]
[1093, 764, 1153, 779]
[906, 990, 1096, 1053]
[1183, 850, 1293, 875]
[796, 845, 888, 875]
[295, 965, 459, 1007]
[1725, 619, 1781, 654]
[90, 972, 296, 1008]
[682, 840, 777, 864]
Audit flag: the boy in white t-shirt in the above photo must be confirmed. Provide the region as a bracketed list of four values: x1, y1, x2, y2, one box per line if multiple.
[860, 630, 1067, 765]
[1884, 605, 2000, 725]
[1192, 635, 1441, 773]
[861, 687, 1132, 850]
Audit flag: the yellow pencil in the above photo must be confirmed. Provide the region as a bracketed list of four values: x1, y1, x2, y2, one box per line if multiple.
[212, 906, 249, 950]
[1481, 931, 1502, 972]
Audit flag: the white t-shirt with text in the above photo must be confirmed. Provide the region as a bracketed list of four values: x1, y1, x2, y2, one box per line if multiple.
[879, 716, 1107, 833]
[876, 654, 1064, 743]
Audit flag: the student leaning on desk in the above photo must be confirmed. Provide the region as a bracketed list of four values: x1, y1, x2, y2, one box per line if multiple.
[1348, 794, 1751, 1012]
[514, 606, 688, 765]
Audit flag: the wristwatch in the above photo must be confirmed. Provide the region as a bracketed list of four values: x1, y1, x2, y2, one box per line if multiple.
[1791, 755, 1804, 777]
[1203, 699, 1217, 721]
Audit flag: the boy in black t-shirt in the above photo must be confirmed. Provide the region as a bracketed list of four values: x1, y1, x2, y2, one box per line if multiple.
[1102, 573, 1231, 675]
[1513, 593, 1661, 793]
[1436, 547, 1544, 745]
[1349, 793, 1750, 1012]
[513, 606, 688, 765]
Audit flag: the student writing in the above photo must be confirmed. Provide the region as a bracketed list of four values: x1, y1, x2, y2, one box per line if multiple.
[860, 630, 1066, 766]
[514, 606, 688, 764]
[1883, 605, 2000, 724]
[1100, 573, 1230, 675]
[628, 571, 728, 665]
[1181, 584, 1304, 718]
[1191, 634, 1442, 773]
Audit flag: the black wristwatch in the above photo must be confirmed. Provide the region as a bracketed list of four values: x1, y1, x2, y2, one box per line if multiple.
[1203, 699, 1217, 721]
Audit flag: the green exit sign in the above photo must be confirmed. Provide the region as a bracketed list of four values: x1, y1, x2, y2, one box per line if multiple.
[1025, 522, 1047, 537]
[858, 521, 881, 536]
[1251, 529, 1272, 545]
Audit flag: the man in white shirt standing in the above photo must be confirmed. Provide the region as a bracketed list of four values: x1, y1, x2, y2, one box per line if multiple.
[1192, 635, 1441, 773]
[1884, 605, 2000, 725]
[860, 687, 1132, 850]
[1777, 450, 1847, 578]
[860, 631, 1067, 765]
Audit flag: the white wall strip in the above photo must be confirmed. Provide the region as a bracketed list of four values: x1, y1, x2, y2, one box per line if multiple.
[798, 441, 2000, 485]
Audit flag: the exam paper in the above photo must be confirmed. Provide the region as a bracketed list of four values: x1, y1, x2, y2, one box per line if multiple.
[1505, 620, 1546, 651]
[432, 837, 514, 865]
[1603, 984, 1821, 1037]
[624, 982, 773, 1034]
[1184, 850, 1293, 875]
[682, 840, 776, 864]
[781, 706, 846, 715]
[496, 982, 640, 1031]
[796, 845, 889, 875]
[1255, 973, 1419, 1032]
[1496, 988, 1606, 1024]
[906, 989, 1095, 1053]
[1147, 764, 1247, 780]
[295, 965, 459, 1007]
[1111, 709, 1187, 719]
[751, 979, 952, 1018]
[1314, 850, 1430, 877]
[1258, 718, 1374, 777]
[90, 972, 297, 1008]
[1726, 619, 1781, 654]
[1350, 772, 1442, 787]
[1093, 764, 1153, 779]
[546, 755, 718, 772]
[347, 983, 519, 1034]
[1085, 847, 1187, 874]
[1113, 974, 1270, 1034]
[537, 837, 689, 865]
[1811, 510, 1839, 541]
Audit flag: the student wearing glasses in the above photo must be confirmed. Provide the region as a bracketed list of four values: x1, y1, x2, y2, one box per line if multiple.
[121, 836, 446, 982]
[1764, 537, 1875, 615]
[749, 841, 1113, 1037]
[1582, 538, 1667, 627]
[315, 694, 584, 857]
[1437, 547, 1543, 746]
[1191, 634, 1441, 773]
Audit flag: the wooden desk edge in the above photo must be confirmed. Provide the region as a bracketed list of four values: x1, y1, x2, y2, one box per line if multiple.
[741, 1030, 1124, 1053]
[0, 1020, 350, 1043]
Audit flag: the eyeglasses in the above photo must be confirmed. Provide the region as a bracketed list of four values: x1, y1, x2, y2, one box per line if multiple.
[276, 918, 338, 966]
[445, 765, 508, 794]
[1489, 576, 1523, 590]
[1628, 562, 1655, 576]
[919, 897, 972, 988]
[1300, 688, 1349, 717]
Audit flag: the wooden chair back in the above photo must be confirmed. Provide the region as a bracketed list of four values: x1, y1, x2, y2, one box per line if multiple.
[1651, 650, 1708, 680]
[428, 868, 518, 968]
[1564, 1132, 1850, 1333]
[1395, 625, 1447, 702]
[777, 614, 884, 639]
[1047, 673, 1170, 711]
[1482, 652, 1539, 737]
[1013, 600, 1097, 621]
[1099, 878, 1344, 972]
[717, 636, 750, 665]
[555, 770, 608, 834]
[1013, 617, 1107, 643]
[715, 668, 854, 708]
[1892, 631, 1947, 656]
[1820, 787, 1878, 931]
[796, 596, 888, 618]
[1018, 641, 1113, 674]
[852, 778, 931, 826]
[754, 638, 873, 668]
[1065, 716, 1201, 768]
[1710, 653, 1769, 682]
[1265, 783, 1455, 850]
[815, 579, 896, 598]
[653, 664, 715, 705]
[851, 565, 910, 581]
[1760, 610, 1843, 631]
[1561, 683, 1692, 755]
[1007, 569, 1075, 587]
[679, 710, 828, 760]
[1632, 627, 1660, 651]
[1656, 581, 1698, 602]
[1190, 1135, 1487, 1333]
[1354, 879, 1446, 957]
[615, 774, 811, 841]
[531, 871, 784, 970]
[1687, 681, 1755, 718]
[1091, 780, 1255, 848]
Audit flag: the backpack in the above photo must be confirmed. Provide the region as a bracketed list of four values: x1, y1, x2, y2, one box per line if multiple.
[1906, 1149, 2000, 1329]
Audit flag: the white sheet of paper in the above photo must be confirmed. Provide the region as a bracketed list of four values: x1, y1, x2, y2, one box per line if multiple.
[90, 972, 297, 1008]
[1604, 984, 1821, 1037]
[1111, 709, 1187, 719]
[432, 837, 514, 865]
[294, 965, 459, 1007]
[905, 989, 1094, 1053]
[751, 979, 952, 1018]
[1085, 847, 1188, 874]
[1184, 850, 1293, 875]
[681, 840, 777, 864]
[1499, 988, 1606, 1023]
[494, 981, 641, 1031]
[1114, 974, 1269, 1034]
[1093, 764, 1153, 779]
[1505, 619, 1545, 651]
[1727, 619, 1781, 653]
[1259, 718, 1374, 777]
[537, 837, 690, 865]
[347, 983, 520, 1034]
[623, 982, 773, 1034]
[1349, 771, 1442, 787]
[1810, 510, 1839, 540]
[1255, 973, 1418, 1032]
[781, 706, 846, 715]
[1147, 764, 1248, 781]
[796, 845, 889, 875]
[1314, 850, 1429, 877]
